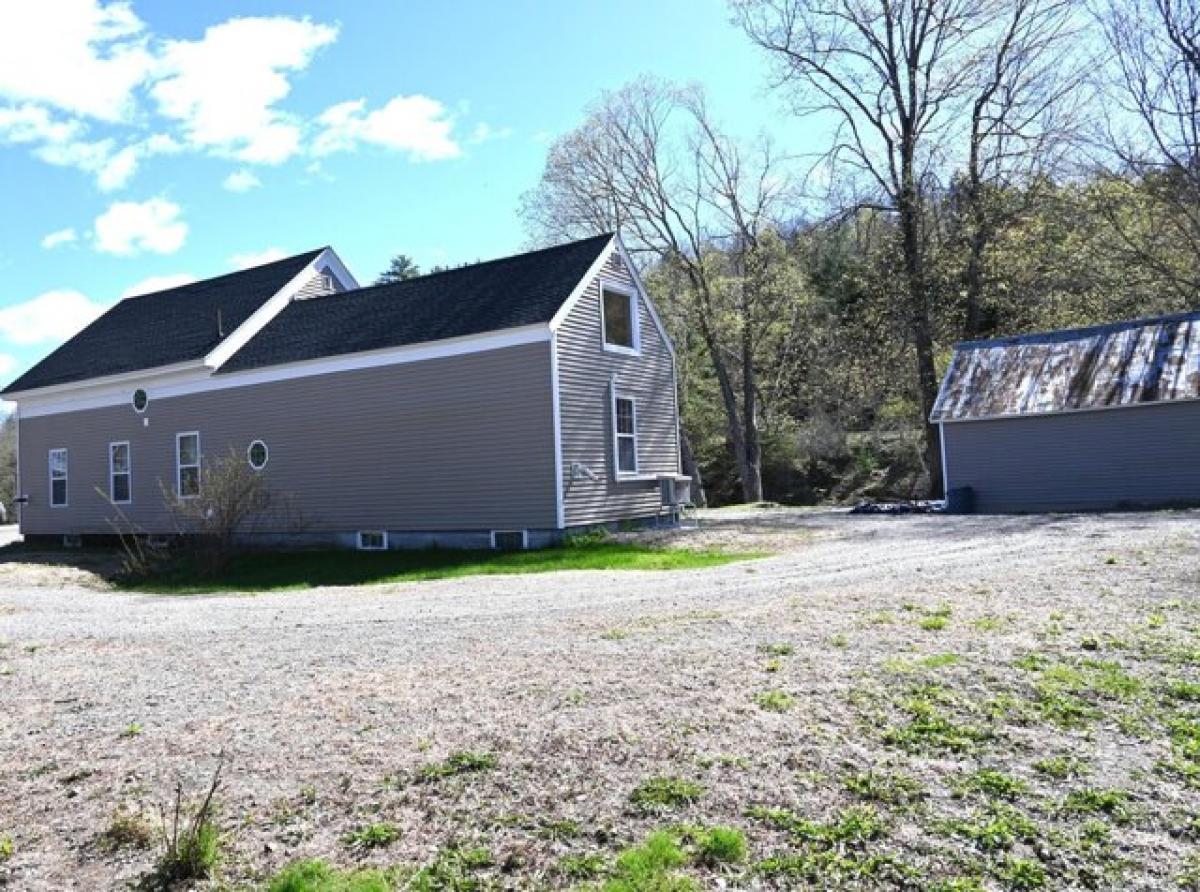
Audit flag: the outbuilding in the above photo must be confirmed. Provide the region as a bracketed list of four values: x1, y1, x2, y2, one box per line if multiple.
[932, 311, 1200, 513]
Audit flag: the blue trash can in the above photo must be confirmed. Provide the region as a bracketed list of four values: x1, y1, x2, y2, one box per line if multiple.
[946, 486, 975, 514]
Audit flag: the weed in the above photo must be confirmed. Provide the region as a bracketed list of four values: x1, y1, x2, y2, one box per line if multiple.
[558, 852, 606, 880]
[953, 769, 1027, 800]
[299, 784, 318, 805]
[1033, 755, 1089, 780]
[408, 846, 495, 891]
[1178, 851, 1200, 891]
[0, 835, 11, 860]
[344, 822, 400, 851]
[536, 818, 581, 841]
[748, 804, 886, 846]
[1061, 788, 1133, 825]
[763, 658, 782, 673]
[145, 758, 223, 889]
[629, 777, 705, 813]
[758, 643, 794, 656]
[755, 850, 912, 884]
[929, 880, 986, 892]
[944, 802, 1038, 851]
[1148, 612, 1166, 629]
[831, 633, 849, 648]
[97, 809, 154, 852]
[921, 653, 962, 669]
[843, 770, 926, 805]
[755, 690, 795, 713]
[600, 629, 628, 641]
[693, 826, 747, 866]
[121, 722, 142, 738]
[882, 691, 987, 753]
[972, 616, 1006, 632]
[920, 615, 949, 631]
[266, 859, 391, 892]
[1166, 680, 1200, 702]
[417, 750, 497, 782]
[997, 856, 1046, 890]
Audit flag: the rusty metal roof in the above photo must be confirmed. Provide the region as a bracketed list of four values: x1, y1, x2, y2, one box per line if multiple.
[931, 311, 1200, 422]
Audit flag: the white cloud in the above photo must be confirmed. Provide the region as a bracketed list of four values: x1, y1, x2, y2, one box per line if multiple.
[93, 197, 188, 256]
[230, 247, 287, 270]
[467, 122, 513, 145]
[120, 273, 197, 298]
[312, 95, 462, 161]
[152, 17, 338, 164]
[0, 104, 82, 146]
[0, 1, 153, 122]
[222, 169, 261, 192]
[41, 228, 78, 250]
[0, 289, 109, 346]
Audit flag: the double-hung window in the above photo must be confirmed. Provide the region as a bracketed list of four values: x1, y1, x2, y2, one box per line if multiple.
[48, 448, 68, 507]
[109, 442, 131, 504]
[601, 284, 639, 354]
[176, 432, 200, 498]
[612, 396, 638, 476]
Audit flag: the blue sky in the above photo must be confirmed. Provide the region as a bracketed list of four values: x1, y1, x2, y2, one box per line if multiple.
[0, 0, 811, 390]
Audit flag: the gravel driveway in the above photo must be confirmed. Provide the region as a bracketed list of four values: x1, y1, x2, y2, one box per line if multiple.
[1, 508, 1198, 889]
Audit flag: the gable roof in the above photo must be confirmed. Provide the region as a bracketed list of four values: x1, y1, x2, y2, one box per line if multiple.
[4, 249, 323, 394]
[218, 233, 615, 374]
[931, 310, 1200, 423]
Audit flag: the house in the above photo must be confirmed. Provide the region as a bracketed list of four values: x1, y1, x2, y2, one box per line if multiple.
[2, 233, 688, 548]
[931, 311, 1200, 513]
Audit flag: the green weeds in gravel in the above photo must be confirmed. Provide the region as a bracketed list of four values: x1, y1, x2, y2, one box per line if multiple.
[629, 777, 705, 813]
[416, 750, 497, 783]
[344, 823, 400, 852]
[755, 690, 795, 712]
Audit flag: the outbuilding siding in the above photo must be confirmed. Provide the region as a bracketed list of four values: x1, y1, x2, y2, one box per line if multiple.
[18, 342, 557, 535]
[556, 252, 680, 527]
[942, 400, 1200, 512]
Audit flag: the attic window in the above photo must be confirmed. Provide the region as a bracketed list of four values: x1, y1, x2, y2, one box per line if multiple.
[132, 389, 148, 412]
[601, 284, 638, 353]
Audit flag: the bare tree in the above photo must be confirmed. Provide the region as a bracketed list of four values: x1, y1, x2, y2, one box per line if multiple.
[1096, 0, 1200, 295]
[734, 0, 1085, 492]
[523, 78, 803, 502]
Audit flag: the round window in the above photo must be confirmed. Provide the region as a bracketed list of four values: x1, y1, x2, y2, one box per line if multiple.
[132, 388, 148, 412]
[247, 440, 268, 470]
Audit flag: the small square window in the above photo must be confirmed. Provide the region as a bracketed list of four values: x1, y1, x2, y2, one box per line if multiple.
[602, 286, 637, 351]
[357, 530, 387, 551]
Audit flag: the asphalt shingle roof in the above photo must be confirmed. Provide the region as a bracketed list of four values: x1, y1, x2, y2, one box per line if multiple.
[217, 233, 613, 374]
[3, 249, 324, 394]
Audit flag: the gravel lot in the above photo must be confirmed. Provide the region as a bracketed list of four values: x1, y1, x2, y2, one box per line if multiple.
[1, 508, 1198, 889]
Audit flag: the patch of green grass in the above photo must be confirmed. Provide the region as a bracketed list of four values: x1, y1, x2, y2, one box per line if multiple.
[953, 769, 1027, 800]
[629, 777, 705, 813]
[1033, 755, 1089, 780]
[1061, 788, 1133, 825]
[755, 690, 795, 713]
[416, 750, 497, 782]
[882, 690, 988, 753]
[944, 803, 1038, 852]
[343, 822, 400, 851]
[747, 804, 886, 845]
[407, 846, 494, 891]
[602, 831, 696, 892]
[843, 770, 926, 805]
[266, 859, 392, 892]
[1159, 717, 1200, 787]
[1165, 680, 1200, 702]
[692, 826, 747, 866]
[920, 614, 949, 631]
[557, 852, 606, 880]
[121, 542, 765, 594]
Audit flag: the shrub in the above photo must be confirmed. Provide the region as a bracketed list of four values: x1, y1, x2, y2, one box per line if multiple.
[143, 759, 223, 889]
[629, 777, 705, 812]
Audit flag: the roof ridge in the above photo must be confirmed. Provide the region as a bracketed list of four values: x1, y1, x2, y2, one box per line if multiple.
[346, 232, 614, 297]
[955, 308, 1200, 350]
[121, 247, 326, 303]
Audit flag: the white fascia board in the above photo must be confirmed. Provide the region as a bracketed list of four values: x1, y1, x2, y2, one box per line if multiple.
[16, 324, 551, 419]
[318, 247, 360, 290]
[205, 247, 355, 371]
[548, 235, 618, 331]
[937, 394, 1200, 425]
[3, 360, 206, 404]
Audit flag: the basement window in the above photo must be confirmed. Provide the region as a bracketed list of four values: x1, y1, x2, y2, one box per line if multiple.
[601, 284, 639, 353]
[491, 530, 528, 551]
[49, 448, 68, 507]
[357, 530, 387, 551]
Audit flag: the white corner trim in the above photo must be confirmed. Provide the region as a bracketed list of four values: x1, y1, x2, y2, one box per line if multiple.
[549, 333, 565, 530]
[317, 246, 360, 290]
[15, 324, 552, 419]
[205, 247, 355, 371]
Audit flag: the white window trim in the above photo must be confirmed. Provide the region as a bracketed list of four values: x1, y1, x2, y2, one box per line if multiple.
[175, 431, 200, 499]
[357, 530, 388, 551]
[109, 441, 131, 505]
[247, 439, 269, 470]
[600, 281, 640, 356]
[611, 392, 639, 478]
[48, 447, 67, 508]
[490, 529, 530, 550]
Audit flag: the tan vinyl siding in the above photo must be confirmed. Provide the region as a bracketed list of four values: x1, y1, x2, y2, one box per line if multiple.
[942, 400, 1200, 513]
[18, 342, 556, 534]
[557, 251, 680, 526]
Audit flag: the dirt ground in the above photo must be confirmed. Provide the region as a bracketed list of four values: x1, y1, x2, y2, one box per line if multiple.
[0, 507, 1198, 890]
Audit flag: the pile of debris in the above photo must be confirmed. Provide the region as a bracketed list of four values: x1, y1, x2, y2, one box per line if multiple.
[850, 499, 945, 515]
